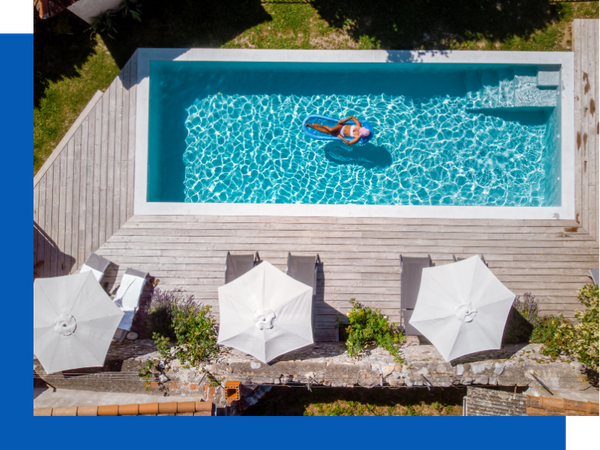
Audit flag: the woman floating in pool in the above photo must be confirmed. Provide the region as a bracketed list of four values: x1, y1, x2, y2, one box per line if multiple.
[306, 116, 371, 146]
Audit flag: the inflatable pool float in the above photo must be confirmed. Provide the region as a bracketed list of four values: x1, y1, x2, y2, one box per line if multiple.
[302, 115, 374, 144]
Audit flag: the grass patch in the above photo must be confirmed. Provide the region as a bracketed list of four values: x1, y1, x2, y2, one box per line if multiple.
[33, 37, 119, 173]
[243, 386, 465, 416]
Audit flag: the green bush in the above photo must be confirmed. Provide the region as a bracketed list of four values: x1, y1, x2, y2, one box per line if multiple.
[530, 284, 599, 372]
[89, 0, 143, 40]
[89, 10, 118, 40]
[145, 288, 219, 366]
[555, 284, 598, 371]
[119, 0, 142, 22]
[504, 287, 598, 373]
[343, 299, 404, 363]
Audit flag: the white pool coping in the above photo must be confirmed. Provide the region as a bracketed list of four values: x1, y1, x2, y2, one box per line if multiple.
[134, 49, 575, 220]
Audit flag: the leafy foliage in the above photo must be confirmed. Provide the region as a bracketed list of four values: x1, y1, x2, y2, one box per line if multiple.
[539, 284, 598, 372]
[89, 10, 118, 40]
[145, 288, 191, 339]
[89, 0, 143, 41]
[344, 299, 404, 363]
[518, 285, 599, 372]
[145, 288, 219, 367]
[120, 0, 143, 22]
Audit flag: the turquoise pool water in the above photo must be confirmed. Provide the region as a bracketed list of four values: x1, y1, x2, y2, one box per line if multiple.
[148, 61, 561, 206]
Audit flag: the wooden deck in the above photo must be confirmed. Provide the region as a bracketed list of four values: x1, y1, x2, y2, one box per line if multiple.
[33, 26, 599, 341]
[34, 53, 138, 278]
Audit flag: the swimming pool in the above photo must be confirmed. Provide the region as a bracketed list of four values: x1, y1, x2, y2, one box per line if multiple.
[135, 49, 574, 220]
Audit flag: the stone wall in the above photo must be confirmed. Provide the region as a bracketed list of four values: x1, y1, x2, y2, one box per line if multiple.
[465, 386, 527, 416]
[34, 339, 592, 409]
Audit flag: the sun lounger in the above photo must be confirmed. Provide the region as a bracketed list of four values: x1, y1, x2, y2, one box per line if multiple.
[590, 268, 599, 286]
[286, 253, 320, 339]
[80, 252, 111, 282]
[400, 254, 433, 336]
[225, 251, 260, 284]
[112, 268, 148, 341]
[286, 253, 320, 296]
[453, 254, 488, 266]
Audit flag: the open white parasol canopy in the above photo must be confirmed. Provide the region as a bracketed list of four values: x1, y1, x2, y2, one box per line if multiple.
[409, 256, 515, 362]
[217, 261, 314, 364]
[34, 271, 124, 374]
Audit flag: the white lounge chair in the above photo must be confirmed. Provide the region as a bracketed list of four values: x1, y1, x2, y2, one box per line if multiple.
[80, 252, 111, 282]
[112, 268, 148, 341]
[225, 251, 260, 284]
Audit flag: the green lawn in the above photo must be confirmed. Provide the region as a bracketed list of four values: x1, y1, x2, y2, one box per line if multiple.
[243, 386, 465, 416]
[34, 1, 599, 174]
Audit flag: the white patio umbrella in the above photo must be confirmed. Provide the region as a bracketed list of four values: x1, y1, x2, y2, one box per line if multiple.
[217, 261, 314, 364]
[409, 256, 515, 362]
[34, 271, 124, 374]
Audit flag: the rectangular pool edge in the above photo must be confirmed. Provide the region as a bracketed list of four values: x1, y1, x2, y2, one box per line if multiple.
[135, 202, 574, 221]
[134, 49, 575, 220]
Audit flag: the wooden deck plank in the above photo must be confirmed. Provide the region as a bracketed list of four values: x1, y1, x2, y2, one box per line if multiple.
[108, 227, 597, 243]
[34, 175, 45, 268]
[99, 84, 110, 250]
[64, 134, 75, 274]
[33, 177, 39, 226]
[58, 149, 68, 275]
[574, 19, 584, 229]
[72, 125, 82, 273]
[111, 225, 594, 239]
[113, 68, 124, 233]
[51, 152, 61, 277]
[97, 240, 597, 255]
[584, 21, 598, 236]
[86, 106, 97, 261]
[92, 96, 103, 254]
[581, 20, 590, 234]
[126, 214, 579, 227]
[106, 80, 116, 242]
[126, 51, 137, 220]
[78, 116, 89, 267]
[44, 164, 54, 278]
[34, 179, 44, 273]
[595, 21, 599, 243]
[120, 58, 131, 228]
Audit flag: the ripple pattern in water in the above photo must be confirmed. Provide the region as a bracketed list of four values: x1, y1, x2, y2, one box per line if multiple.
[183, 93, 548, 206]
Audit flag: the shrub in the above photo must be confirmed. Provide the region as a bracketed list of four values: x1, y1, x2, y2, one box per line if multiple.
[560, 284, 598, 371]
[145, 288, 219, 367]
[89, 0, 142, 40]
[529, 284, 599, 372]
[145, 288, 191, 340]
[89, 10, 118, 40]
[509, 292, 557, 345]
[343, 299, 404, 363]
[119, 0, 142, 22]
